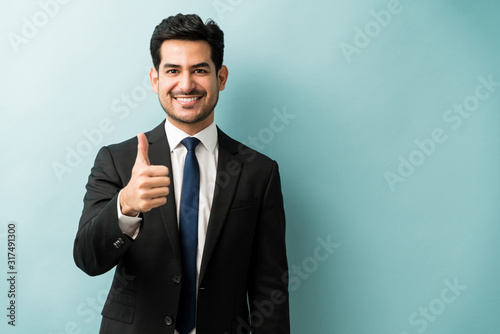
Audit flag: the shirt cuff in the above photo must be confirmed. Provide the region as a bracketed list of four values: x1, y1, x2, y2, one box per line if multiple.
[117, 190, 142, 239]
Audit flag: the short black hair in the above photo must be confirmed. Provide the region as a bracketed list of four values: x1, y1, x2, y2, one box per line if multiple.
[150, 13, 224, 72]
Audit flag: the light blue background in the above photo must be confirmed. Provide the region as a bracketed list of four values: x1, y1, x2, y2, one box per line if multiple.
[1, 0, 499, 333]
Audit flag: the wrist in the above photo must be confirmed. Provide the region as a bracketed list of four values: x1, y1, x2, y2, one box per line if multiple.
[119, 190, 140, 217]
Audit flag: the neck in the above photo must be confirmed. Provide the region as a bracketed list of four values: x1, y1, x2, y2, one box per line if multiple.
[167, 115, 214, 136]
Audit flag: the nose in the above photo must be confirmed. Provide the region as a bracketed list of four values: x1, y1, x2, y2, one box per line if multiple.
[177, 72, 196, 94]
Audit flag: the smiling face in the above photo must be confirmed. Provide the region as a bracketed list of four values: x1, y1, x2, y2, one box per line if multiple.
[150, 39, 228, 135]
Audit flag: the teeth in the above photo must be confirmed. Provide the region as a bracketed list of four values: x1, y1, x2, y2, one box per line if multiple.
[176, 97, 199, 102]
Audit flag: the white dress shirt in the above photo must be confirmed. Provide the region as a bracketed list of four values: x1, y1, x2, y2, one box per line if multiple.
[117, 118, 219, 334]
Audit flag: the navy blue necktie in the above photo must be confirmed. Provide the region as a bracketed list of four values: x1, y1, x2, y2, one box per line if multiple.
[177, 137, 200, 334]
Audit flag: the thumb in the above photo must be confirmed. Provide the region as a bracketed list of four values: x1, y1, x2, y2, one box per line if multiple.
[136, 133, 150, 165]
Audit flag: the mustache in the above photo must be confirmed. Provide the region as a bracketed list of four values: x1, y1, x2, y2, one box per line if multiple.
[169, 89, 206, 97]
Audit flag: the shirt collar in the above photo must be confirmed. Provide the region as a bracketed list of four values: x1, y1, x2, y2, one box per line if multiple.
[164, 118, 218, 154]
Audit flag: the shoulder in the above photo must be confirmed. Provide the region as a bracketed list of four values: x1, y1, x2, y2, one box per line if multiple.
[105, 121, 166, 157]
[217, 127, 278, 170]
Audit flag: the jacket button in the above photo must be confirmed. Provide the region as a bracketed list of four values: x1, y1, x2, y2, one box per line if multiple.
[172, 275, 181, 284]
[113, 238, 124, 249]
[164, 316, 173, 326]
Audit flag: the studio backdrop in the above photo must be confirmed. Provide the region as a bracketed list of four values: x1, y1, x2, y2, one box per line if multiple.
[1, 0, 499, 333]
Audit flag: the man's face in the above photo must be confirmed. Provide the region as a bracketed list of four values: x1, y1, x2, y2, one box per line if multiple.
[150, 39, 228, 134]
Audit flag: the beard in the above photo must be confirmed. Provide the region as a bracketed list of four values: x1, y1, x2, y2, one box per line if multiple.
[159, 88, 219, 125]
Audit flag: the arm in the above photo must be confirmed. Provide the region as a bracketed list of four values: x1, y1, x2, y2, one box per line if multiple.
[73, 145, 133, 276]
[73, 134, 170, 276]
[247, 161, 290, 333]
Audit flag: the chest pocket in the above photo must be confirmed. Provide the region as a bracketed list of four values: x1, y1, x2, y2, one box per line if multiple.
[230, 197, 257, 211]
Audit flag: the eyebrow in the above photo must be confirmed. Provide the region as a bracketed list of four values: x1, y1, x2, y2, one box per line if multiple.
[162, 62, 211, 70]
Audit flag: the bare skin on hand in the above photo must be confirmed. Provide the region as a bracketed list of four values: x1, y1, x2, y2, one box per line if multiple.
[120, 133, 170, 216]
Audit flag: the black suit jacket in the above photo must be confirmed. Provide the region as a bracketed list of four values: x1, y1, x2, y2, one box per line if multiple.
[73, 121, 290, 334]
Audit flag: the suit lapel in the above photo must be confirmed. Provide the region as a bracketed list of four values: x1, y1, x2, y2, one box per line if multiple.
[146, 121, 182, 268]
[199, 128, 243, 283]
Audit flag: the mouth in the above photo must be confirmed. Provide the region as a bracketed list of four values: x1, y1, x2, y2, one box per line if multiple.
[173, 96, 203, 107]
[174, 96, 201, 102]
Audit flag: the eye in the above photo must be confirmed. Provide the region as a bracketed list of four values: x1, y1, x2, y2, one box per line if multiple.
[166, 69, 178, 74]
[194, 69, 207, 74]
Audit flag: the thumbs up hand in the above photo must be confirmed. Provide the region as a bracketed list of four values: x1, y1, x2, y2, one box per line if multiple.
[120, 133, 170, 217]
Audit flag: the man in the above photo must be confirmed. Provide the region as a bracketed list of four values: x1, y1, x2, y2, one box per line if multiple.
[74, 14, 290, 334]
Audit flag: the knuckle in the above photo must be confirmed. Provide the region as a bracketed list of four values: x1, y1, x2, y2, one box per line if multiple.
[140, 202, 151, 212]
[138, 189, 149, 200]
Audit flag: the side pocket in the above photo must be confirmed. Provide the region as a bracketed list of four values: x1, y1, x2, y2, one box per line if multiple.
[101, 288, 136, 324]
[101, 298, 135, 324]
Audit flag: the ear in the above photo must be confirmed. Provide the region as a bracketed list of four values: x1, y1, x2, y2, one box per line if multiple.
[217, 65, 228, 91]
[150, 67, 159, 94]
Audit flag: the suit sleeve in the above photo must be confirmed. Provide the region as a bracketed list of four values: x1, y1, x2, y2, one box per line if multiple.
[248, 161, 290, 333]
[73, 146, 133, 276]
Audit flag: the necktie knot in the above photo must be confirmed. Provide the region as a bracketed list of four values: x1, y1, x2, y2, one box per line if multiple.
[181, 137, 200, 151]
